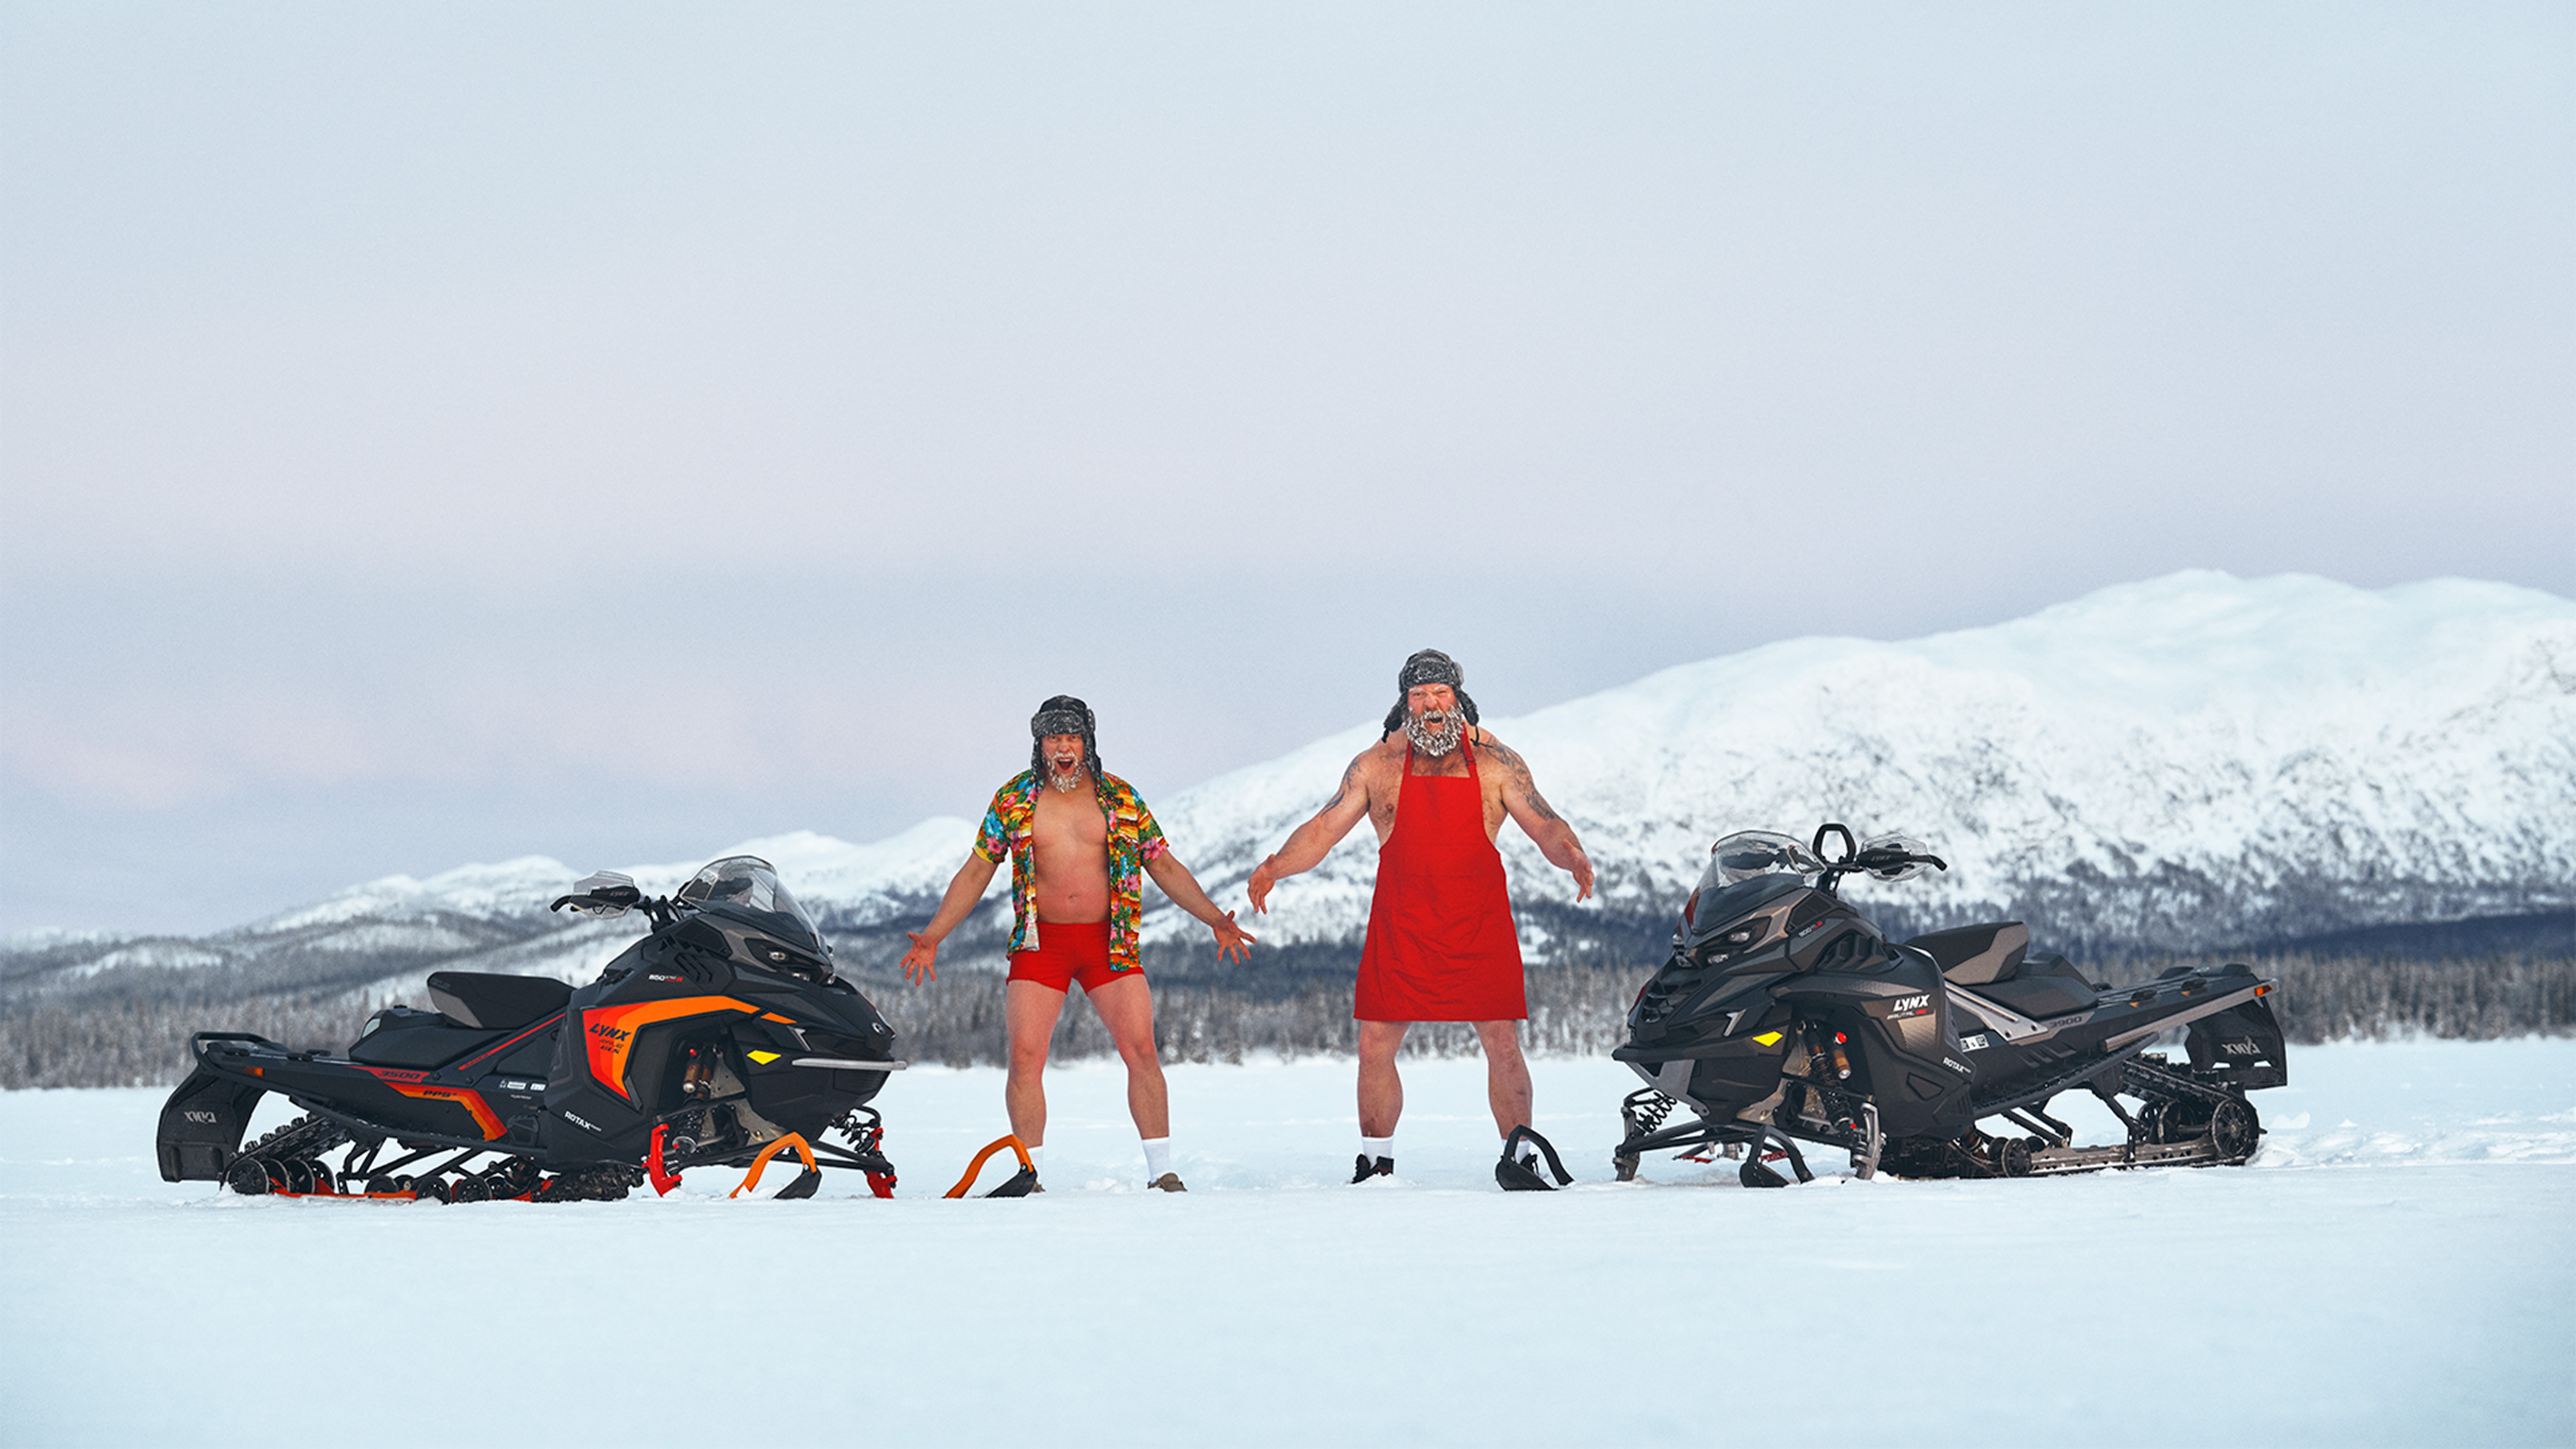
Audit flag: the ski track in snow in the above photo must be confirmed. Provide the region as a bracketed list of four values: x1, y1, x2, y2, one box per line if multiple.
[4, 1039, 2572, 1446]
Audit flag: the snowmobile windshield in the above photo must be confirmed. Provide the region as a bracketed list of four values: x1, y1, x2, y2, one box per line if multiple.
[676, 857, 823, 950]
[1710, 831, 1825, 885]
[1685, 872, 1806, 943]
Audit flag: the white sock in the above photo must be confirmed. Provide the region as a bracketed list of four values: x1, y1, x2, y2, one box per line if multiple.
[1142, 1137, 1173, 1180]
[1361, 1135, 1394, 1164]
[1025, 1144, 1045, 1174]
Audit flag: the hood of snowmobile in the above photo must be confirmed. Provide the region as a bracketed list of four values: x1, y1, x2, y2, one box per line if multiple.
[540, 922, 898, 1165]
[1619, 871, 1988, 1136]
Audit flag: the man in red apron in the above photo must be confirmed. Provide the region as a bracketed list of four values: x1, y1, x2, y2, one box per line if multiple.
[1247, 651, 1595, 1182]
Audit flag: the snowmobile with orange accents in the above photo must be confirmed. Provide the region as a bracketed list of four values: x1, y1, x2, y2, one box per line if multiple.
[155, 856, 904, 1204]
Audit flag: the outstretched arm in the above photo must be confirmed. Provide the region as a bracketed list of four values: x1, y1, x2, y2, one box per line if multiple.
[1145, 853, 1258, 963]
[1246, 755, 1374, 913]
[1481, 734, 1595, 902]
[900, 852, 1003, 983]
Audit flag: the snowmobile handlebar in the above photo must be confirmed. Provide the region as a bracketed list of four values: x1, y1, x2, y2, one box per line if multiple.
[1809, 822, 1947, 891]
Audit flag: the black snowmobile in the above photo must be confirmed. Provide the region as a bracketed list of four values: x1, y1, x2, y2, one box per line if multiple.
[156, 856, 904, 1203]
[1612, 826, 2287, 1187]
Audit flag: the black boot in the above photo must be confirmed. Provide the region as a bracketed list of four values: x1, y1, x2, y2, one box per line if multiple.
[1350, 1153, 1394, 1183]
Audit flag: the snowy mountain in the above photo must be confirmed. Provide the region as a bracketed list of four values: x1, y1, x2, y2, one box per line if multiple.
[1150, 570, 2576, 957]
[11, 571, 2572, 1002]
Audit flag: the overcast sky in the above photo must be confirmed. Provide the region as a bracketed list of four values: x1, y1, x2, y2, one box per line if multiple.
[3, 3, 2569, 935]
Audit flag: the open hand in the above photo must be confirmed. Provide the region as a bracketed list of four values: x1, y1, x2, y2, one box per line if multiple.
[1209, 909, 1257, 964]
[900, 931, 939, 984]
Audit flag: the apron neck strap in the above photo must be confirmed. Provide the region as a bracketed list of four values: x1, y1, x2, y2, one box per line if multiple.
[1403, 737, 1477, 777]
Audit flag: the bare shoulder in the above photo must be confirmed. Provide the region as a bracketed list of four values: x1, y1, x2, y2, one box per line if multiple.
[1471, 727, 1531, 773]
[1353, 736, 1408, 790]
[1474, 728, 1565, 822]
[1317, 736, 1401, 814]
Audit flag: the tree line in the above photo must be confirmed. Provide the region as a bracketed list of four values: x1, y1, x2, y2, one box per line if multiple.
[4, 944, 2569, 1089]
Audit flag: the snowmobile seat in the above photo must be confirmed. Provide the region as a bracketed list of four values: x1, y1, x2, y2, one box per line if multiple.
[426, 971, 573, 1031]
[1970, 954, 2100, 1018]
[347, 1005, 507, 1069]
[1905, 922, 2029, 986]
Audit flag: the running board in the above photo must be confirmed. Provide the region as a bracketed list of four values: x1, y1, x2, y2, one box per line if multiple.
[2022, 1136, 2233, 1175]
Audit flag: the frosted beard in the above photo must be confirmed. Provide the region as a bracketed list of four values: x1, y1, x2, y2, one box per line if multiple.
[1404, 706, 1466, 757]
[1046, 758, 1089, 793]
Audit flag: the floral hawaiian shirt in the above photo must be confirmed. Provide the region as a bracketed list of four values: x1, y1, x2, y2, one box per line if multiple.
[974, 770, 1171, 972]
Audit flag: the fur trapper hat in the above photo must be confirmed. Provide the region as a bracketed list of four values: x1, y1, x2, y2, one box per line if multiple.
[1029, 695, 1103, 781]
[1380, 649, 1479, 738]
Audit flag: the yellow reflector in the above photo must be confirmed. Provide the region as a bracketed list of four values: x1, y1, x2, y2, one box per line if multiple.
[745, 1050, 782, 1065]
[1752, 1031, 1784, 1047]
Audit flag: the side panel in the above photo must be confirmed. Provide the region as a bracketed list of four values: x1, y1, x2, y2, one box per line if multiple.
[1781, 949, 1978, 1139]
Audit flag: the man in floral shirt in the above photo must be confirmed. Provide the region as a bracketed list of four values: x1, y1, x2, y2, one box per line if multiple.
[902, 696, 1255, 1191]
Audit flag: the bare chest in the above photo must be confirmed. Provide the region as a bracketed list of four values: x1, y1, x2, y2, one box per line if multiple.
[1368, 755, 1505, 844]
[1029, 786, 1110, 857]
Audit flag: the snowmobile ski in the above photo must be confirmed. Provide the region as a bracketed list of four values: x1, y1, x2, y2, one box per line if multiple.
[945, 1135, 1040, 1198]
[1495, 1125, 1574, 1191]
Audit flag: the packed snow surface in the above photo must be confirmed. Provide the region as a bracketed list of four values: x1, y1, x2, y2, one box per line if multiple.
[5, 1039, 2571, 1446]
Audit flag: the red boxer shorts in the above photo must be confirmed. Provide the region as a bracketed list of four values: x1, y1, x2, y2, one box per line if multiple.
[1006, 919, 1134, 994]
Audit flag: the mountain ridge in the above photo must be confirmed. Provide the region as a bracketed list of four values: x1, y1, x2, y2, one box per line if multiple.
[8, 571, 2571, 1003]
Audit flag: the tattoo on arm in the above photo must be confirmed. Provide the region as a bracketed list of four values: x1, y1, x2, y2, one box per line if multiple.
[1321, 760, 1361, 814]
[1485, 739, 1563, 823]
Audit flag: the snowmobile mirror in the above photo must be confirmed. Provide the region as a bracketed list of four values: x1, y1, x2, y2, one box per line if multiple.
[1811, 822, 1857, 864]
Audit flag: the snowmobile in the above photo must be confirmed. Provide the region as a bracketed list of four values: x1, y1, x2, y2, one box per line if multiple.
[1612, 825, 2288, 1187]
[155, 856, 904, 1203]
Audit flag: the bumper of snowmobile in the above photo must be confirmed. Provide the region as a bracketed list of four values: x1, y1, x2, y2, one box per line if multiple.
[157, 1034, 279, 1182]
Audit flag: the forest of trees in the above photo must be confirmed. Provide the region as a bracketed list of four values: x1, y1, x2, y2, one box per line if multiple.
[4, 939, 2569, 1088]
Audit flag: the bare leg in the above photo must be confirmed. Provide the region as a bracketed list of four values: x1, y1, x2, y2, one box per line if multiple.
[1005, 980, 1069, 1147]
[1086, 973, 1169, 1138]
[1474, 1020, 1533, 1138]
[1358, 1020, 1410, 1137]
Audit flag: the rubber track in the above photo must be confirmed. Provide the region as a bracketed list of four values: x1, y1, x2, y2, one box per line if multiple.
[239, 1115, 350, 1171]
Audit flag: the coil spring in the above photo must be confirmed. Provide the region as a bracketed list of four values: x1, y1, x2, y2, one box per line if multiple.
[1621, 1087, 1677, 1139]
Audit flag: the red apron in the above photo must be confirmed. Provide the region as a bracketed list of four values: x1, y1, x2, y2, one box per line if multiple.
[1354, 740, 1527, 1022]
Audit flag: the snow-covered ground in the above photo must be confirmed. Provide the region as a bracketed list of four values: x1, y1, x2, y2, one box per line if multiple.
[5, 1040, 2571, 1446]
